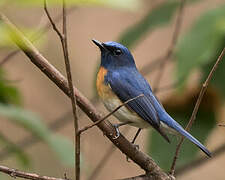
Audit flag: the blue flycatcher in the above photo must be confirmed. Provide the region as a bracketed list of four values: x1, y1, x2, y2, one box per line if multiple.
[93, 39, 211, 157]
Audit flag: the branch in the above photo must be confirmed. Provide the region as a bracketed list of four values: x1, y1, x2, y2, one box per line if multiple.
[141, 0, 186, 77]
[118, 173, 175, 180]
[130, 0, 187, 159]
[0, 7, 76, 66]
[0, 165, 67, 180]
[0, 13, 171, 179]
[78, 94, 144, 134]
[170, 47, 225, 175]
[152, 0, 186, 90]
[43, 0, 79, 179]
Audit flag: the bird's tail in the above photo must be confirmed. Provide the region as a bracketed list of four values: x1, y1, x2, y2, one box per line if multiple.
[162, 115, 211, 157]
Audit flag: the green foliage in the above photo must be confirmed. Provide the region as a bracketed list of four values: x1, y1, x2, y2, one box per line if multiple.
[0, 70, 21, 105]
[118, 1, 179, 48]
[0, 23, 45, 48]
[201, 43, 225, 98]
[2, 0, 141, 10]
[175, 5, 225, 87]
[0, 104, 75, 166]
[148, 89, 216, 170]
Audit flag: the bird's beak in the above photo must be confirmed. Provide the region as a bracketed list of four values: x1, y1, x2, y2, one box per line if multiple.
[92, 39, 107, 51]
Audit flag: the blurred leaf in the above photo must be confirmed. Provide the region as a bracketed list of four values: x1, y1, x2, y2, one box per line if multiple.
[0, 23, 46, 48]
[0, 103, 75, 166]
[118, 1, 179, 48]
[201, 42, 225, 98]
[0, 133, 30, 167]
[175, 5, 225, 88]
[6, 0, 141, 10]
[148, 88, 217, 170]
[0, 70, 21, 105]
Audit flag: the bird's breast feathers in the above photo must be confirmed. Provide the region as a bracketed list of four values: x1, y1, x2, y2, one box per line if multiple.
[96, 66, 149, 128]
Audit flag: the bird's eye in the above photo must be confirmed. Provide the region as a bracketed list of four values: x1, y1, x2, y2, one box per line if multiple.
[114, 49, 122, 56]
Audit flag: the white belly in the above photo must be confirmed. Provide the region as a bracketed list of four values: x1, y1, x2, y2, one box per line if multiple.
[102, 98, 179, 135]
[102, 98, 150, 128]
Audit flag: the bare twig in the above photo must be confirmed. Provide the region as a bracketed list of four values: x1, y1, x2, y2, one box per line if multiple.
[118, 173, 175, 180]
[78, 94, 144, 134]
[0, 7, 76, 66]
[44, 0, 80, 179]
[152, 0, 186, 91]
[44, 0, 63, 40]
[131, 0, 187, 149]
[0, 165, 67, 180]
[141, 0, 186, 76]
[0, 13, 170, 179]
[0, 51, 19, 66]
[170, 47, 225, 175]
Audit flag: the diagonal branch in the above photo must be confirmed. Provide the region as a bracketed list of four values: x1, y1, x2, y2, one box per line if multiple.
[0, 165, 67, 180]
[0, 7, 76, 66]
[0, 13, 171, 180]
[169, 47, 225, 175]
[78, 94, 144, 134]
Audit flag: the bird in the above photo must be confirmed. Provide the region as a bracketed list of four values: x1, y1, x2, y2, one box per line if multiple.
[92, 39, 211, 157]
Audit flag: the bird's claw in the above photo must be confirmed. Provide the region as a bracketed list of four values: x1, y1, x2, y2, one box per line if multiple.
[112, 124, 120, 139]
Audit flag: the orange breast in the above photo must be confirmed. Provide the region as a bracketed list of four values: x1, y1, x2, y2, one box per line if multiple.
[96, 67, 115, 99]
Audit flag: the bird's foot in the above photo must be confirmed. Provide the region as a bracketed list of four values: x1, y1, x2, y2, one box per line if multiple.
[112, 124, 121, 139]
[112, 122, 131, 139]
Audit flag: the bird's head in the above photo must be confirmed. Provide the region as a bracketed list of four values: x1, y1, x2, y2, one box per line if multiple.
[92, 39, 136, 70]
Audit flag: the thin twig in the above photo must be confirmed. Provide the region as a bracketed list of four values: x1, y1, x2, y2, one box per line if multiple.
[0, 12, 170, 179]
[141, 0, 186, 76]
[44, 0, 80, 179]
[0, 51, 18, 66]
[131, 0, 186, 148]
[169, 47, 225, 175]
[0, 7, 76, 66]
[62, 1, 80, 179]
[0, 165, 67, 180]
[44, 0, 63, 40]
[152, 0, 186, 91]
[78, 94, 144, 134]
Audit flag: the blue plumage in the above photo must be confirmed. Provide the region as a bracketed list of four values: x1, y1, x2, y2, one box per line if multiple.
[92, 39, 211, 157]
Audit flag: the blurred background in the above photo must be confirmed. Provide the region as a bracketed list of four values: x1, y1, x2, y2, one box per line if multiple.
[0, 0, 225, 179]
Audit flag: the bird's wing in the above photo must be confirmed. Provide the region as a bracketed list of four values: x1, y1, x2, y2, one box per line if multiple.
[108, 71, 170, 142]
